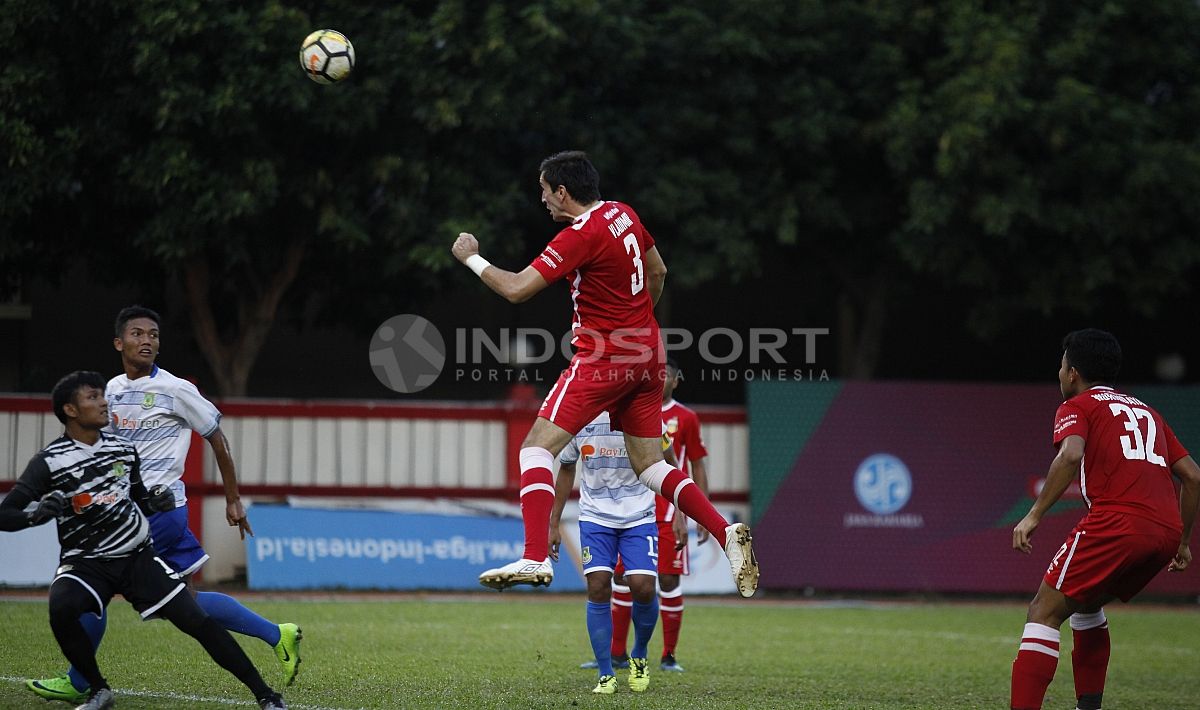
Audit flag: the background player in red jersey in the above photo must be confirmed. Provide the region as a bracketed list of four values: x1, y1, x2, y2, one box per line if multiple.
[1009, 329, 1200, 710]
[451, 151, 758, 597]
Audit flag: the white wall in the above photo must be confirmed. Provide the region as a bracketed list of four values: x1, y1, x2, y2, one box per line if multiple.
[1, 404, 748, 584]
[204, 416, 747, 493]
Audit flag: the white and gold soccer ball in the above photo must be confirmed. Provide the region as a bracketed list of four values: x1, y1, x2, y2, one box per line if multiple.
[299, 30, 355, 84]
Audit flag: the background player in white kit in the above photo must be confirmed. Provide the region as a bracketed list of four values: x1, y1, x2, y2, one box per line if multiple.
[596, 357, 710, 672]
[549, 412, 675, 695]
[27, 307, 301, 704]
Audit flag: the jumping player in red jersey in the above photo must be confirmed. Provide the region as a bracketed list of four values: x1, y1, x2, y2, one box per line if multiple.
[451, 151, 758, 597]
[1009, 329, 1200, 710]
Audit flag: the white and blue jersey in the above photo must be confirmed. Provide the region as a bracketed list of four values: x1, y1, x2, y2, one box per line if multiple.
[559, 412, 656, 529]
[106, 365, 221, 507]
[561, 412, 659, 577]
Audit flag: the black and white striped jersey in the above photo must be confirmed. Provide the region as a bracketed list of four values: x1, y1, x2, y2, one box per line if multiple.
[11, 432, 151, 560]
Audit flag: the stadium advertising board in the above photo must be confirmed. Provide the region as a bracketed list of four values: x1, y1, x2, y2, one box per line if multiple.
[751, 381, 1200, 595]
[246, 505, 587, 591]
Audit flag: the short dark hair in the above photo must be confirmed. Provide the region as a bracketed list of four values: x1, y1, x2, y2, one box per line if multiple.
[666, 357, 681, 376]
[1062, 329, 1122, 384]
[115, 305, 161, 337]
[539, 151, 601, 204]
[51, 370, 107, 423]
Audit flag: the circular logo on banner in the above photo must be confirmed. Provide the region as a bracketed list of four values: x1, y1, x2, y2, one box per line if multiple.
[853, 453, 912, 515]
[369, 314, 446, 394]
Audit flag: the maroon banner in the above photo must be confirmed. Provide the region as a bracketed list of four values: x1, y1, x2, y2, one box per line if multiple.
[754, 382, 1200, 595]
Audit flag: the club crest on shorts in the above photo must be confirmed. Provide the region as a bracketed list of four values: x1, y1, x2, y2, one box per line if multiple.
[581, 546, 592, 565]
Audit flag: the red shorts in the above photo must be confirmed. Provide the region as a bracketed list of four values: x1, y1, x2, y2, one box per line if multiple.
[656, 520, 689, 576]
[538, 352, 664, 438]
[614, 521, 689, 578]
[1043, 510, 1180, 604]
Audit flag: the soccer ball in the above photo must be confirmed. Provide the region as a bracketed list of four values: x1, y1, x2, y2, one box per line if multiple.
[299, 30, 355, 84]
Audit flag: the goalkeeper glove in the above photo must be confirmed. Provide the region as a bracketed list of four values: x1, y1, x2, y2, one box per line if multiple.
[148, 485, 176, 513]
[29, 490, 67, 524]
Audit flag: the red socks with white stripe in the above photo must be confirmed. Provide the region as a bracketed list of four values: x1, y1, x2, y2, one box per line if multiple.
[610, 582, 632, 658]
[1070, 611, 1109, 710]
[518, 447, 555, 561]
[639, 461, 730, 548]
[1011, 623, 1060, 710]
[659, 586, 684, 657]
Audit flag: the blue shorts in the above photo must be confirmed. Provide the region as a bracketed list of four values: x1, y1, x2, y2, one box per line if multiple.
[580, 521, 658, 577]
[148, 505, 209, 577]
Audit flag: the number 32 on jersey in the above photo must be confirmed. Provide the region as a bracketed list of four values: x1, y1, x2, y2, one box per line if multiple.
[1109, 403, 1167, 466]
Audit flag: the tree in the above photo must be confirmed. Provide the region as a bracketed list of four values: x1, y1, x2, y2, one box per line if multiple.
[4, 0, 1198, 391]
[885, 0, 1200, 334]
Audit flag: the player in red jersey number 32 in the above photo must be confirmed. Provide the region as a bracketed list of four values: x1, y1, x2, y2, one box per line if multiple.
[1009, 329, 1200, 710]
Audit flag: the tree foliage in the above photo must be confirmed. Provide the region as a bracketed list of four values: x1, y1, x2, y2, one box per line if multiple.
[2, 0, 1198, 390]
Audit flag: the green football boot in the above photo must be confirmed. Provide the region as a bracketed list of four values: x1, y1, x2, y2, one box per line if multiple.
[628, 657, 649, 693]
[26, 674, 89, 704]
[592, 675, 617, 694]
[274, 623, 303, 686]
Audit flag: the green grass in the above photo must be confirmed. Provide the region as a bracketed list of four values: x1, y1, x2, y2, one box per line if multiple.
[1, 594, 1198, 709]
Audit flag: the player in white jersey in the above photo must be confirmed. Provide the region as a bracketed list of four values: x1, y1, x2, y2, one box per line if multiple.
[27, 307, 301, 705]
[549, 412, 674, 694]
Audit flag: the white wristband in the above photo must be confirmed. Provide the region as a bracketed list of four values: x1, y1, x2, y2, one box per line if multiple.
[465, 254, 492, 277]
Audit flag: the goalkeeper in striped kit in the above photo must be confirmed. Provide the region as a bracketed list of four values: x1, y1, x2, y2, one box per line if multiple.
[27, 307, 301, 705]
[0, 371, 286, 710]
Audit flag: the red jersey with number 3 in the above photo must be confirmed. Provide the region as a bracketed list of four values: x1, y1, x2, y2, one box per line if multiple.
[529, 201, 659, 358]
[1052, 385, 1187, 532]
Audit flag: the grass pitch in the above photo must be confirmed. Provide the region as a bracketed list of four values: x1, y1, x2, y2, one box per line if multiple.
[0, 593, 1196, 709]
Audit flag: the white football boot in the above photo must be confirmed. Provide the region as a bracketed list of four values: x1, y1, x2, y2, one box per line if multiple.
[478, 558, 553, 590]
[724, 523, 760, 597]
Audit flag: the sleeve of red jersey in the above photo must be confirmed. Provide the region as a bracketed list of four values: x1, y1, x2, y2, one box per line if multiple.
[529, 228, 587, 284]
[1162, 418, 1190, 465]
[684, 410, 708, 460]
[1052, 401, 1088, 447]
[642, 223, 655, 251]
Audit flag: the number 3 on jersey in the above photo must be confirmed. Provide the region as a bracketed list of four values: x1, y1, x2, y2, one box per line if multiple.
[1109, 403, 1167, 466]
[624, 234, 644, 295]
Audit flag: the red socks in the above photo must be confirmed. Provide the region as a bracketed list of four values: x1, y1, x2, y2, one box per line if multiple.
[518, 447, 555, 561]
[610, 583, 632, 658]
[612, 585, 685, 660]
[1011, 623, 1059, 710]
[659, 587, 684, 657]
[640, 461, 729, 547]
[1070, 611, 1109, 710]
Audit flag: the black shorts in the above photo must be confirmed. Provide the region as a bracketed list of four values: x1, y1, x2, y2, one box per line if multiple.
[53, 546, 187, 620]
